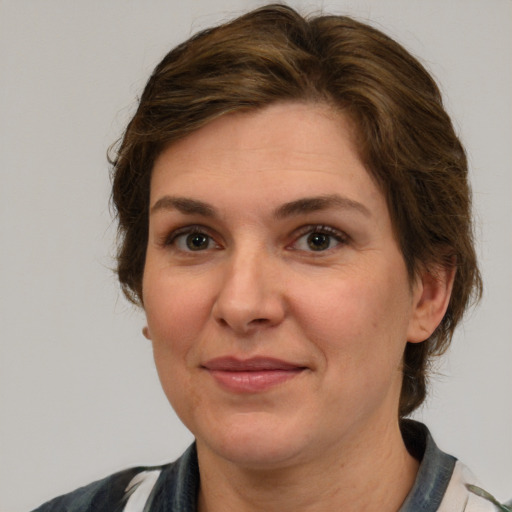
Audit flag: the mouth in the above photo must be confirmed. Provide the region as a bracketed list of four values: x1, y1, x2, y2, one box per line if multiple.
[201, 357, 307, 393]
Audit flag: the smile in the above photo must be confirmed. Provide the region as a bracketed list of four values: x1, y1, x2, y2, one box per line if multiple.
[202, 357, 306, 393]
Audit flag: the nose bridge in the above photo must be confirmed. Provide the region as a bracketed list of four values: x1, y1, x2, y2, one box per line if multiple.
[212, 240, 284, 332]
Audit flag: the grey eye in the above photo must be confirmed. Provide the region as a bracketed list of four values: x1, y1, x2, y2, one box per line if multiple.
[306, 232, 331, 251]
[186, 233, 210, 251]
[171, 230, 215, 251]
[292, 226, 347, 253]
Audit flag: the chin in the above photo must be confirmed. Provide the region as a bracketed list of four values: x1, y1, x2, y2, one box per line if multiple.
[195, 412, 317, 470]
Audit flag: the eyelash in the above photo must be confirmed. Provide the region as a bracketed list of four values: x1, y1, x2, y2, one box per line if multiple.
[164, 225, 220, 252]
[163, 224, 349, 253]
[290, 224, 349, 253]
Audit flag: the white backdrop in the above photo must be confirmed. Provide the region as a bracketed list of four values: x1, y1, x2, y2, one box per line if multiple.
[1, 1, 510, 510]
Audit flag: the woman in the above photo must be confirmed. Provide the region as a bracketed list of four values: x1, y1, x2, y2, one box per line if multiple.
[32, 4, 508, 512]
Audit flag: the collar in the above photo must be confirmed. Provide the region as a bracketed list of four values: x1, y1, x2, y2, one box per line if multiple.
[399, 420, 457, 511]
[145, 421, 457, 512]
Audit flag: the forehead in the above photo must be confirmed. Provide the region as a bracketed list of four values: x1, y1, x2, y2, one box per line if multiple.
[150, 102, 385, 218]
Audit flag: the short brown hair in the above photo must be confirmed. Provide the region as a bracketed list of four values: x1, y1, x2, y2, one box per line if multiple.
[110, 4, 482, 416]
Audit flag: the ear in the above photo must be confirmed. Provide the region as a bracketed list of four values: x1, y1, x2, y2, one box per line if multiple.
[407, 264, 456, 343]
[142, 326, 152, 340]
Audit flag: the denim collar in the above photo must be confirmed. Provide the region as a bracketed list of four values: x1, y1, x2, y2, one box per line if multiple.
[399, 420, 457, 511]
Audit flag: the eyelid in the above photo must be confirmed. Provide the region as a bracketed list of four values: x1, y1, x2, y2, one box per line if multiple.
[295, 224, 349, 239]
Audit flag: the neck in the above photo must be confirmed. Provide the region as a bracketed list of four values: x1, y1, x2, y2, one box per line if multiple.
[196, 418, 419, 512]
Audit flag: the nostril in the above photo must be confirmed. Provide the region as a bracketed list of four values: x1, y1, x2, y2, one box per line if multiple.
[215, 315, 269, 332]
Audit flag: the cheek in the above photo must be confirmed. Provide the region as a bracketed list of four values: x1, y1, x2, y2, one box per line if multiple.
[293, 271, 411, 421]
[143, 272, 212, 424]
[292, 267, 412, 367]
[144, 269, 214, 347]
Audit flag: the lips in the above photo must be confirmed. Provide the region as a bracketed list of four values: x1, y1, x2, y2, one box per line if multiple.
[202, 357, 306, 393]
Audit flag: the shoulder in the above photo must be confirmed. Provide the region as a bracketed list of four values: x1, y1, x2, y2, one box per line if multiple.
[30, 444, 199, 512]
[439, 461, 510, 512]
[30, 466, 166, 512]
[400, 421, 510, 512]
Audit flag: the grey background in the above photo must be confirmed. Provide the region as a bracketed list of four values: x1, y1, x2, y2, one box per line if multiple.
[1, 1, 510, 510]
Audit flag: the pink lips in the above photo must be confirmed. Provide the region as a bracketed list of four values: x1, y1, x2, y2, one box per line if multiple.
[202, 357, 305, 393]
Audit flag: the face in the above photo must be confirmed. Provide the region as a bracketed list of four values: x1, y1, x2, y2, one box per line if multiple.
[143, 103, 425, 470]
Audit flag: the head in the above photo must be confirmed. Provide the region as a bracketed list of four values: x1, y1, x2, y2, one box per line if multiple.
[110, 4, 482, 418]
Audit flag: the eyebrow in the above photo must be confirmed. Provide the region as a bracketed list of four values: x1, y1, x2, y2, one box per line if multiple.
[150, 194, 371, 219]
[150, 196, 216, 217]
[274, 194, 371, 219]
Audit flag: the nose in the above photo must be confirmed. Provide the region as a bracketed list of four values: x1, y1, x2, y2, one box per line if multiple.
[212, 247, 286, 334]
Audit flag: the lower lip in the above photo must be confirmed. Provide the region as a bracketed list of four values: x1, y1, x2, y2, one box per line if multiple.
[207, 369, 303, 393]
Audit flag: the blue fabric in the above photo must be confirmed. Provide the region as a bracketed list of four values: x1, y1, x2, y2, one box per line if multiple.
[31, 421, 457, 512]
[399, 421, 457, 511]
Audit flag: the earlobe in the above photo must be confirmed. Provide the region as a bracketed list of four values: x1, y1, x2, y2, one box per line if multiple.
[142, 326, 151, 340]
[407, 264, 456, 343]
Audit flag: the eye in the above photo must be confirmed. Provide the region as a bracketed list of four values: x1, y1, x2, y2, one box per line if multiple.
[181, 232, 212, 251]
[292, 225, 348, 252]
[167, 226, 219, 252]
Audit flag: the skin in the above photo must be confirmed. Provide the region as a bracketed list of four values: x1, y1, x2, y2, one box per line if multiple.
[142, 102, 454, 512]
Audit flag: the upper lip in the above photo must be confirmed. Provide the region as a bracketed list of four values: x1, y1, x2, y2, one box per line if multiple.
[202, 357, 305, 372]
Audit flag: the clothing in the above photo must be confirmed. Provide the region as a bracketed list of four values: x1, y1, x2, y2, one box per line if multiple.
[32, 421, 505, 512]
